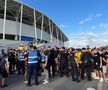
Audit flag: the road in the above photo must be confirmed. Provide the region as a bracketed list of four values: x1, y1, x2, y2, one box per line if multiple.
[1, 74, 108, 90]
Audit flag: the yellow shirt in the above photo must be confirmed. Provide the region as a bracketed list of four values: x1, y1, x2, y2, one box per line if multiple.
[75, 52, 82, 64]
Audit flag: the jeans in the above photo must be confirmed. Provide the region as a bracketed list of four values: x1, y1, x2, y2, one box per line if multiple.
[27, 63, 39, 85]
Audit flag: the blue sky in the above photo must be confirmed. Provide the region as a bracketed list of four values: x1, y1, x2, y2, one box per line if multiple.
[17, 0, 108, 47]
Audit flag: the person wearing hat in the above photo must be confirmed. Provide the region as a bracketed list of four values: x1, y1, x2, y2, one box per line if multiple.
[18, 43, 24, 51]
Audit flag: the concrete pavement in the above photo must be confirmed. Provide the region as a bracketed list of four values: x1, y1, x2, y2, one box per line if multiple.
[1, 74, 108, 90]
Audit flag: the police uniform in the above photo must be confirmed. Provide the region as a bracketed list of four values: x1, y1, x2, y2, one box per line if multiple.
[81, 51, 93, 81]
[69, 52, 80, 82]
[27, 49, 39, 86]
[59, 50, 69, 77]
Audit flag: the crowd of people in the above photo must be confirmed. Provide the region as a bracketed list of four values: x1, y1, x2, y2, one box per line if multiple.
[0, 44, 108, 88]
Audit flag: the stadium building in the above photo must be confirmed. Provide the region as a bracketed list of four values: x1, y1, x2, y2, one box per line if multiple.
[0, 0, 68, 49]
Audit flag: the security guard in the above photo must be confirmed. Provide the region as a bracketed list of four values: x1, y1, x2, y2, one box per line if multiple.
[26, 45, 39, 87]
[18, 49, 25, 75]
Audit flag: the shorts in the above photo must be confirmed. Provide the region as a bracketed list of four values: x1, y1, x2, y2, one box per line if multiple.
[94, 65, 100, 71]
[0, 69, 8, 78]
[102, 66, 107, 73]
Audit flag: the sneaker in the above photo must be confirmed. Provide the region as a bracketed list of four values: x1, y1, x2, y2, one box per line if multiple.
[100, 78, 103, 82]
[43, 79, 46, 82]
[43, 80, 49, 84]
[24, 80, 28, 84]
[95, 77, 100, 80]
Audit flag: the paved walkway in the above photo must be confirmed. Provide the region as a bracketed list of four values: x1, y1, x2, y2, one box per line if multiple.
[1, 74, 108, 90]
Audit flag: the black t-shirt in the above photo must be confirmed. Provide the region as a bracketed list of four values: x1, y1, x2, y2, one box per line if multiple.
[81, 52, 92, 64]
[59, 51, 68, 61]
[93, 52, 101, 65]
[8, 52, 15, 62]
[104, 52, 108, 60]
[68, 53, 76, 64]
[44, 49, 55, 63]
[0, 59, 6, 69]
[101, 52, 108, 65]
[54, 50, 59, 58]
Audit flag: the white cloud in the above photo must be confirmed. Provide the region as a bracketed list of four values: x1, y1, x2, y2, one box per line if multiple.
[79, 13, 103, 24]
[68, 30, 108, 48]
[94, 13, 102, 18]
[99, 23, 108, 30]
[103, 23, 108, 29]
[88, 32, 97, 37]
[79, 16, 92, 24]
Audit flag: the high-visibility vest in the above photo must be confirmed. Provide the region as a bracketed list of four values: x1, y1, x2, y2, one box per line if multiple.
[19, 52, 25, 61]
[41, 52, 45, 62]
[28, 50, 38, 64]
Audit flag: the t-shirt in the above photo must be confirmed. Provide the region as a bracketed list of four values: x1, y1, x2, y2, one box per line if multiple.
[44, 49, 55, 63]
[59, 51, 68, 61]
[8, 52, 15, 62]
[0, 52, 6, 60]
[104, 52, 108, 60]
[0, 59, 6, 70]
[68, 53, 76, 64]
[81, 52, 92, 64]
[75, 52, 82, 64]
[54, 50, 59, 58]
[101, 52, 108, 65]
[93, 52, 101, 65]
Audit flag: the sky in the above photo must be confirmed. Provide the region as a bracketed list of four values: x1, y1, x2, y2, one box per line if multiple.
[17, 0, 108, 48]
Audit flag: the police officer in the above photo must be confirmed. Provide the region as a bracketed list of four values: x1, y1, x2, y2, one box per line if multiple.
[68, 48, 80, 82]
[26, 45, 39, 87]
[59, 47, 69, 77]
[81, 48, 93, 81]
[8, 49, 15, 74]
[18, 49, 25, 75]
